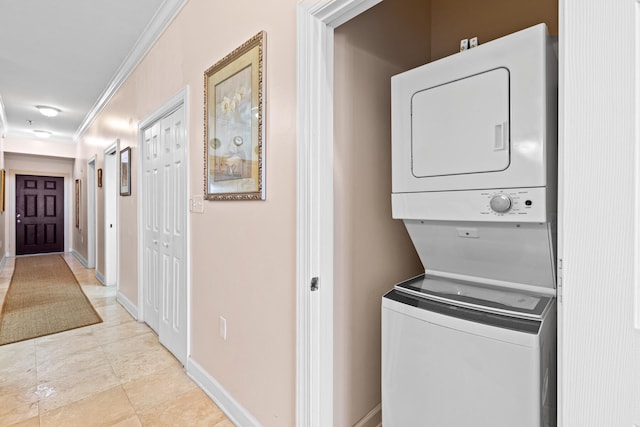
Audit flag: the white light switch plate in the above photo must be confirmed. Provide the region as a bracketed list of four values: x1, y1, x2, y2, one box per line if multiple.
[191, 195, 204, 213]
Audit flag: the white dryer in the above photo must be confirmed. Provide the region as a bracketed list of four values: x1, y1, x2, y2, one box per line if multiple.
[383, 24, 558, 427]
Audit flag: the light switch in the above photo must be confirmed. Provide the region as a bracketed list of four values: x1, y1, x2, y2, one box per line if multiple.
[191, 195, 204, 213]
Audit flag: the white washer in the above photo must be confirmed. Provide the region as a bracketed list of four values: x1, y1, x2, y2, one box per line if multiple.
[382, 276, 556, 427]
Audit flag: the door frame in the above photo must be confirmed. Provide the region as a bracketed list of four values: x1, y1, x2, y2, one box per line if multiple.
[7, 169, 72, 257]
[104, 142, 119, 286]
[87, 156, 97, 268]
[137, 86, 190, 351]
[296, 1, 566, 425]
[296, 1, 382, 425]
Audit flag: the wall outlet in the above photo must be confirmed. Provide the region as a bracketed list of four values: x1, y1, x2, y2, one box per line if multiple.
[219, 316, 227, 340]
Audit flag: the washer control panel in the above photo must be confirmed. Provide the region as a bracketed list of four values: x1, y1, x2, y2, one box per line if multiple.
[481, 190, 539, 217]
[392, 187, 549, 222]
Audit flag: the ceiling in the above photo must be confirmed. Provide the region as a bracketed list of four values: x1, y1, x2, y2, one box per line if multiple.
[0, 0, 184, 144]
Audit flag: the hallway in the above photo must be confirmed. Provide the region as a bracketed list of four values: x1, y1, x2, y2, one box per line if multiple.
[0, 254, 234, 427]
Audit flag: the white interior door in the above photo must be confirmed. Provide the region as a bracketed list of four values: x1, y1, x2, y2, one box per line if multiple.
[158, 107, 187, 364]
[104, 145, 118, 286]
[142, 104, 187, 365]
[143, 124, 161, 332]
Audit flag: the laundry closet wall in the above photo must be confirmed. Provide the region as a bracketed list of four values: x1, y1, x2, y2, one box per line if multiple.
[333, 1, 428, 424]
[74, 0, 297, 424]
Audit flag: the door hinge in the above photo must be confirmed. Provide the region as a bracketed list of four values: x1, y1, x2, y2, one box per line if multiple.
[310, 277, 319, 291]
[557, 258, 563, 303]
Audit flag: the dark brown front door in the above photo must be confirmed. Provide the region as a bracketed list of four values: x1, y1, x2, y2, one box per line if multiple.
[16, 175, 65, 255]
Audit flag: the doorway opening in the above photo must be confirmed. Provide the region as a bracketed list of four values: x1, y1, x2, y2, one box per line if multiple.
[15, 175, 65, 256]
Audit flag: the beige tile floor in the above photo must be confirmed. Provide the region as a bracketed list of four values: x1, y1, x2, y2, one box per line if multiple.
[0, 253, 235, 427]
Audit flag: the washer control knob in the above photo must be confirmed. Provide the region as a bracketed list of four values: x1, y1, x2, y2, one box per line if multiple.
[490, 194, 512, 213]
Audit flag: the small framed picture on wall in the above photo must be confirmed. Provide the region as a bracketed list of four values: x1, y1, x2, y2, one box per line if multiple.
[120, 147, 131, 196]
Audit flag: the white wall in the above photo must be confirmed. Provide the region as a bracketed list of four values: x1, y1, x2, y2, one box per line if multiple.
[3, 137, 77, 158]
[559, 0, 640, 425]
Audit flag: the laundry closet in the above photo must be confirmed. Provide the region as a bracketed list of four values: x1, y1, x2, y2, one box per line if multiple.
[333, 0, 558, 425]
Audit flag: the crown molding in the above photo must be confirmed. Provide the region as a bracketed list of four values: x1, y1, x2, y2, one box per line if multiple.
[73, 0, 188, 142]
[0, 96, 8, 138]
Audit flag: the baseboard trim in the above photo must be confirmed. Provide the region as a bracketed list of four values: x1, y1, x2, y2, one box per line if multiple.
[187, 357, 261, 427]
[354, 403, 382, 427]
[71, 250, 89, 268]
[95, 270, 105, 285]
[0, 254, 7, 273]
[116, 291, 139, 320]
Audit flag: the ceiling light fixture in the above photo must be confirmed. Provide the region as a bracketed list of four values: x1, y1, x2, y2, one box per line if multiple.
[33, 130, 52, 138]
[36, 105, 61, 117]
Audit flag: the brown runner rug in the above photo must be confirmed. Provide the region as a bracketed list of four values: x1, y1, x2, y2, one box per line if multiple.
[0, 254, 102, 345]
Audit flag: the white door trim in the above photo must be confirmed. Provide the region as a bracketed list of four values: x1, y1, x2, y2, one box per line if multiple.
[104, 142, 119, 287]
[137, 86, 190, 356]
[296, 1, 382, 425]
[87, 156, 97, 268]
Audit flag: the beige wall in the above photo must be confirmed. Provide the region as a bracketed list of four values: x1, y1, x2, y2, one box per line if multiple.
[75, 0, 297, 424]
[333, 1, 428, 425]
[430, 0, 558, 60]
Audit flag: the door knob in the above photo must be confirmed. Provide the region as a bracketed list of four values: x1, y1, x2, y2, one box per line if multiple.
[16, 219, 21, 223]
[153, 240, 158, 245]
[16, 214, 21, 218]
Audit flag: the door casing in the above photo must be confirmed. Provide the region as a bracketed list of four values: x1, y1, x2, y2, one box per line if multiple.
[104, 142, 119, 287]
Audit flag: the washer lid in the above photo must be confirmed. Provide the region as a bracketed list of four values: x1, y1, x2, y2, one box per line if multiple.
[395, 274, 553, 320]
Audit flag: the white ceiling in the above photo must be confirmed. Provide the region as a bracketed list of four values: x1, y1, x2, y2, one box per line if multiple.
[0, 0, 184, 144]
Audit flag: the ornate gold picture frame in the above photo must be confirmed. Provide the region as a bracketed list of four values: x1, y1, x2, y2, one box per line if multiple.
[120, 147, 131, 196]
[204, 31, 265, 200]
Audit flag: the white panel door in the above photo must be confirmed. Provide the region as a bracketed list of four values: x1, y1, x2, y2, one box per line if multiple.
[142, 105, 187, 365]
[157, 107, 187, 365]
[143, 123, 161, 333]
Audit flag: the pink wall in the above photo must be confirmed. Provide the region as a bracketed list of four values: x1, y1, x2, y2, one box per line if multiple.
[75, 0, 297, 424]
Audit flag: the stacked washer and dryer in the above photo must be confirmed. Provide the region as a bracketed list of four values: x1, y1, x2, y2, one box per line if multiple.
[382, 24, 558, 427]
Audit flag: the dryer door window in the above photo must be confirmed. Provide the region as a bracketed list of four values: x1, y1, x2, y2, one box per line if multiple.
[411, 67, 510, 178]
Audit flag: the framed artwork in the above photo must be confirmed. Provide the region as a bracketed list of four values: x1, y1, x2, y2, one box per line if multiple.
[204, 31, 266, 200]
[75, 179, 80, 228]
[0, 169, 5, 213]
[97, 168, 103, 188]
[120, 147, 131, 196]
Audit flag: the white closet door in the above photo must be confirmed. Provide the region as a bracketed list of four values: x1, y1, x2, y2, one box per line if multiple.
[143, 123, 162, 333]
[157, 106, 187, 365]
